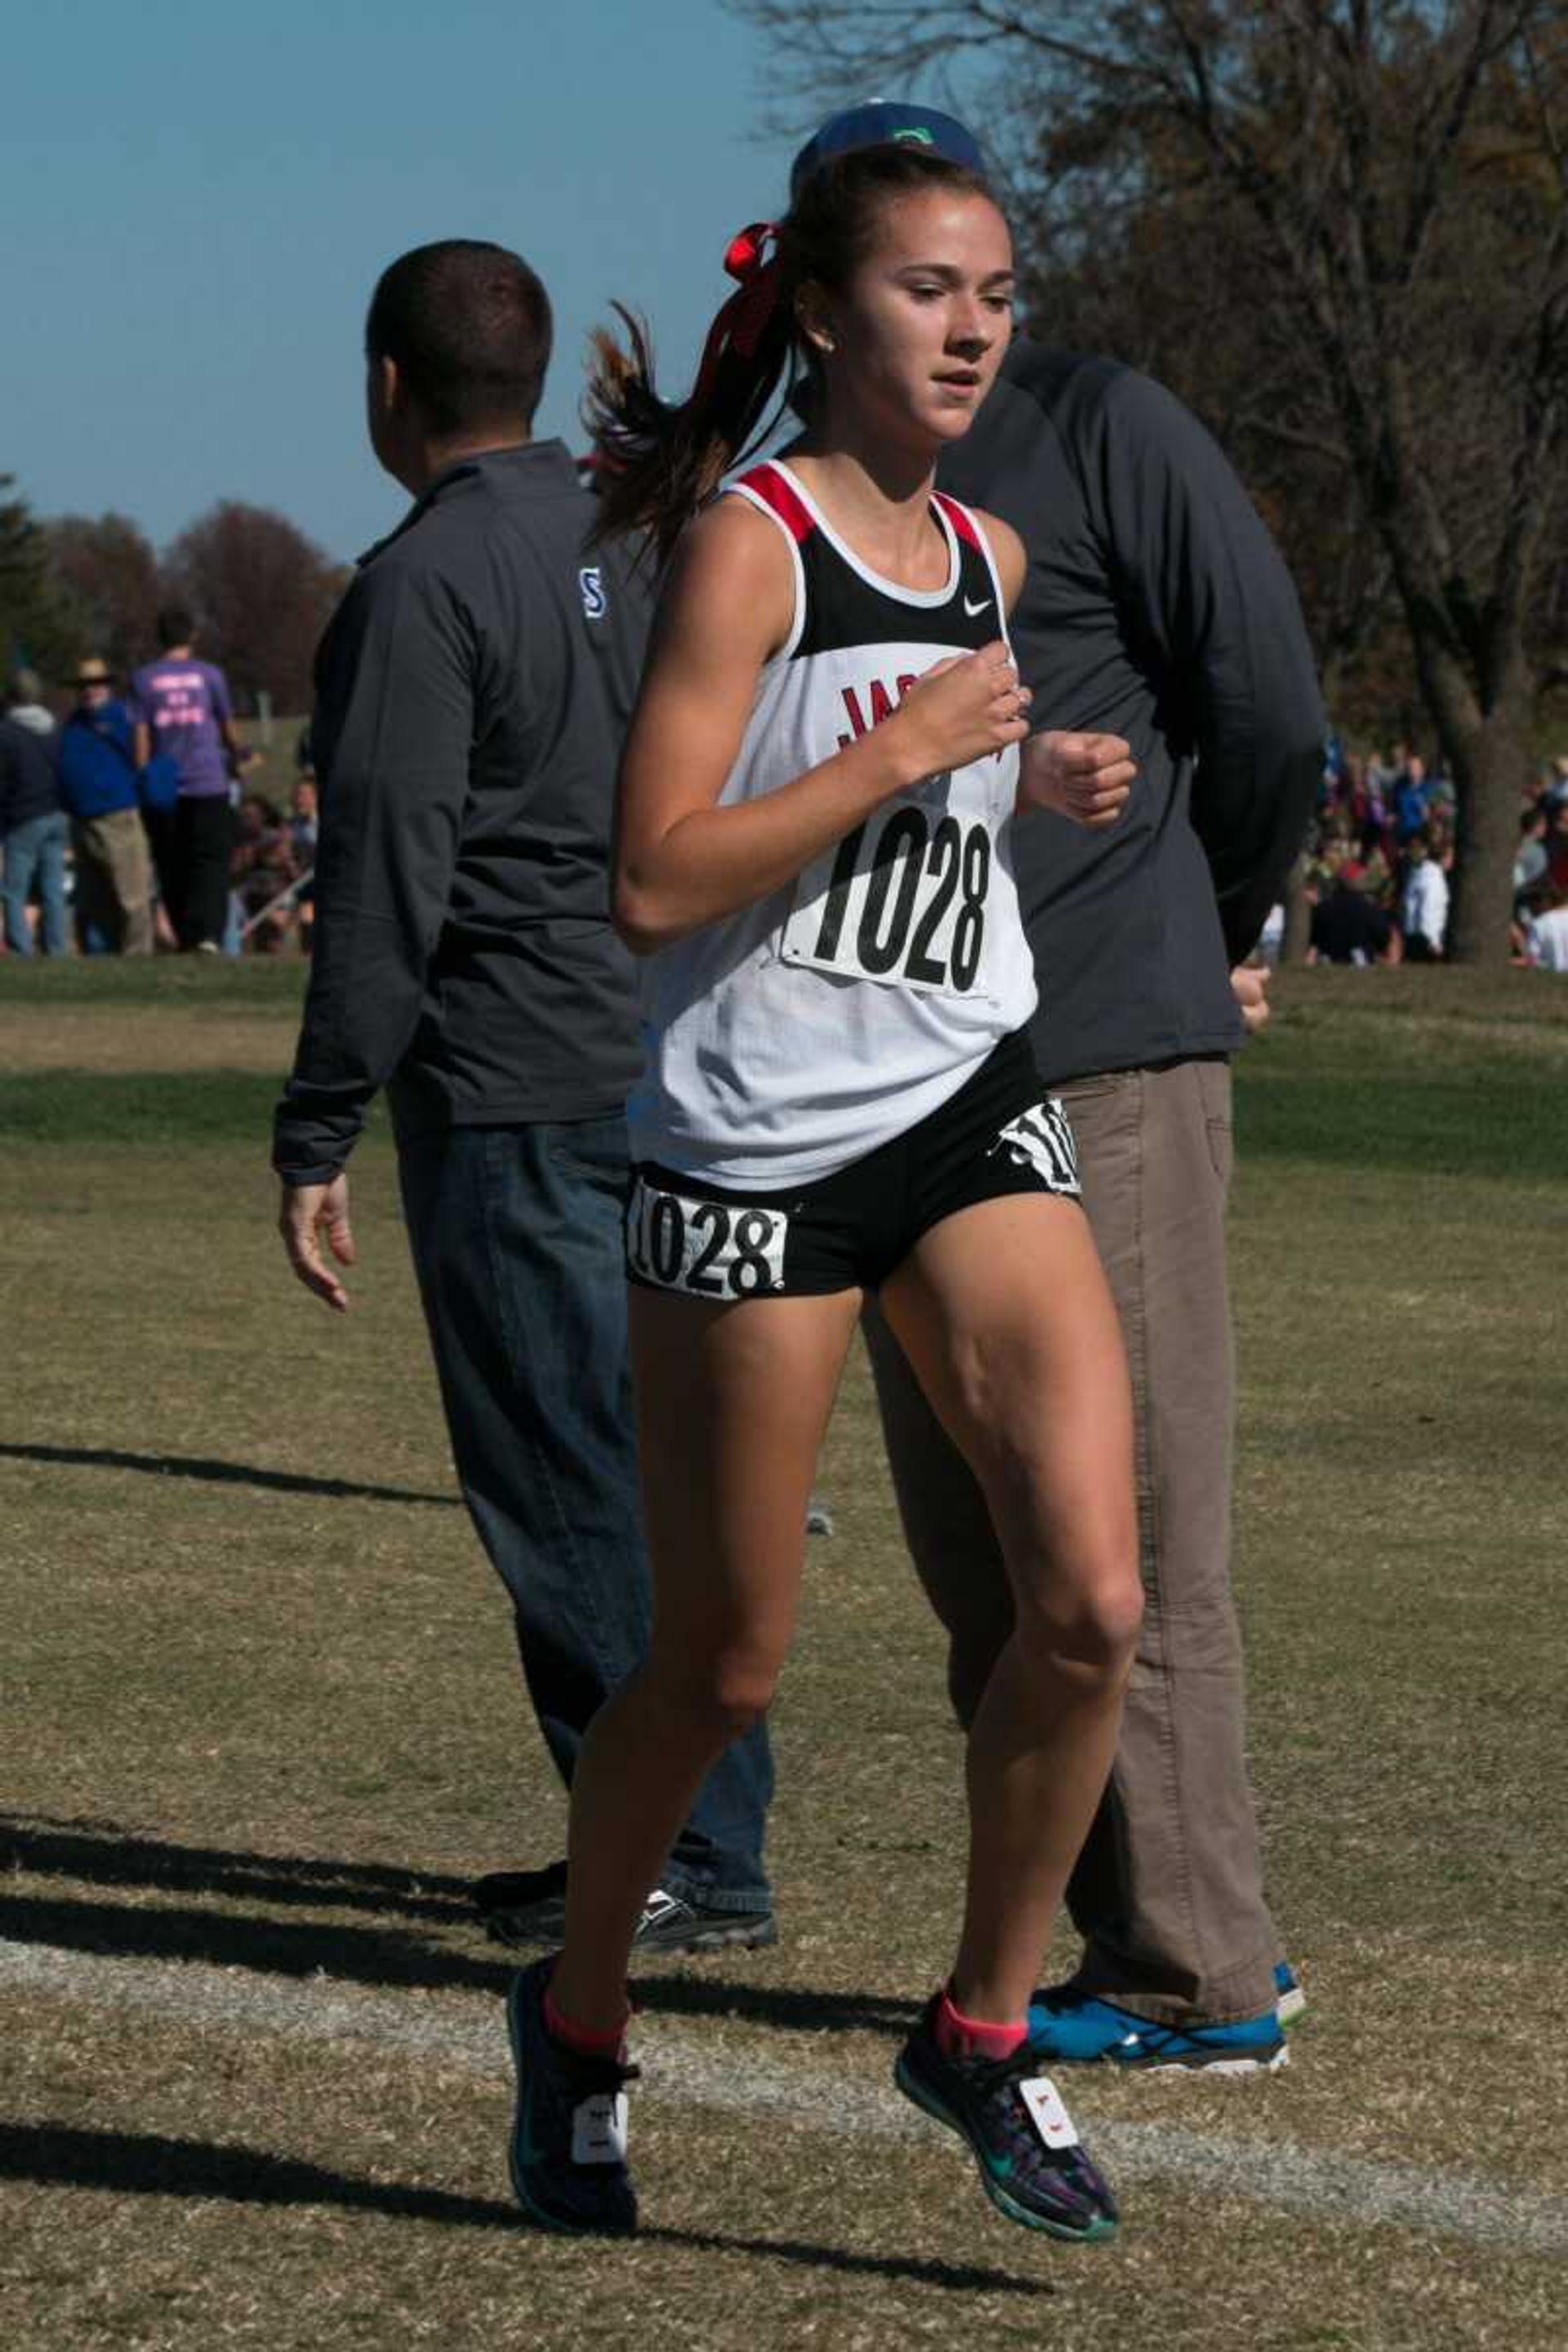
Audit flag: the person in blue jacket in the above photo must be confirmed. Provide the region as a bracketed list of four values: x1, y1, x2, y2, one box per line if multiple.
[57, 657, 154, 954]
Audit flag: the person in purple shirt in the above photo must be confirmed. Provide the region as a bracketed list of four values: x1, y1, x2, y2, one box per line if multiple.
[130, 608, 249, 950]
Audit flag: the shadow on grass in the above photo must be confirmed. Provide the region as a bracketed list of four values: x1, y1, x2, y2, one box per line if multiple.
[0, 2119, 516, 2230]
[0, 2122, 1045, 2294]
[0, 1441, 455, 1508]
[0, 1826, 915, 2034]
[0, 1885, 514, 1995]
[0, 1815, 474, 1922]
[630, 1970, 915, 2035]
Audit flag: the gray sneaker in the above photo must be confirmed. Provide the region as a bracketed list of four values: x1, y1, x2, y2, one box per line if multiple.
[477, 1863, 777, 1954]
[631, 1886, 778, 1953]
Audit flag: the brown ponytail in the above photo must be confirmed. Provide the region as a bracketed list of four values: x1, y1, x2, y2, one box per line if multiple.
[586, 146, 997, 565]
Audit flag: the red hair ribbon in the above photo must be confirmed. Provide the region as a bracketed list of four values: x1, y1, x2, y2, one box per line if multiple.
[691, 221, 782, 405]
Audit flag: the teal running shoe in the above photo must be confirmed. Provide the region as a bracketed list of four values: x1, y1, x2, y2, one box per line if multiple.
[506, 1958, 639, 2234]
[1026, 1985, 1287, 2073]
[895, 1997, 1119, 2241]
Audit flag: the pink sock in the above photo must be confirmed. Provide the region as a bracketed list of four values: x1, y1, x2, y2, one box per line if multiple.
[935, 1984, 1028, 2062]
[544, 1981, 630, 2060]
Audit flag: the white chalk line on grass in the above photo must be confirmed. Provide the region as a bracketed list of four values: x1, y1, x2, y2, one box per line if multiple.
[4, 1937, 1566, 2261]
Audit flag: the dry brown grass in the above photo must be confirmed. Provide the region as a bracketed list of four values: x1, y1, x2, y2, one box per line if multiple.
[2, 962, 1565, 2349]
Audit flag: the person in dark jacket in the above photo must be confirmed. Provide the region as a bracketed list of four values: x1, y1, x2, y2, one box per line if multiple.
[56, 657, 154, 954]
[273, 239, 774, 1953]
[800, 105, 1325, 2070]
[1, 672, 69, 956]
[1310, 872, 1401, 965]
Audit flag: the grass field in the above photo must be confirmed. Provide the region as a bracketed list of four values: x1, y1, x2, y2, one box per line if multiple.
[2, 960, 1565, 2351]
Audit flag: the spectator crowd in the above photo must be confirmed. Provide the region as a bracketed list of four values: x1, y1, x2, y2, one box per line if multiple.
[1260, 736, 1568, 971]
[0, 619, 318, 960]
[2, 631, 1565, 973]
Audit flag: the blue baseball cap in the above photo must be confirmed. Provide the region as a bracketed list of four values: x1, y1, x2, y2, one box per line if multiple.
[790, 102, 988, 202]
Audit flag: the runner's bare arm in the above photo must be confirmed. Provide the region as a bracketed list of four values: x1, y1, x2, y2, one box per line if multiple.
[613, 499, 1029, 953]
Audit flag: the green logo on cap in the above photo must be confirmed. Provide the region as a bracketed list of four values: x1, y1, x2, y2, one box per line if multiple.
[893, 127, 935, 145]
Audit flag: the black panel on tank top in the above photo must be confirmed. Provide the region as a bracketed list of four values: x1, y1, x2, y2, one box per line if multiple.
[791, 519, 1001, 662]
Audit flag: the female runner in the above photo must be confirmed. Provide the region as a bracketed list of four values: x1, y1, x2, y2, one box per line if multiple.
[507, 127, 1142, 2245]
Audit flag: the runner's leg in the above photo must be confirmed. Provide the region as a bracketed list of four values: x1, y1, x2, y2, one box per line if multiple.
[548, 1284, 862, 2034]
[880, 1192, 1139, 2025]
[871, 1066, 1282, 2026]
[862, 1300, 1009, 1726]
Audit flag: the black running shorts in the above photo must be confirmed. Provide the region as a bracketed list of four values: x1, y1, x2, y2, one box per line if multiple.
[625, 1031, 1082, 1301]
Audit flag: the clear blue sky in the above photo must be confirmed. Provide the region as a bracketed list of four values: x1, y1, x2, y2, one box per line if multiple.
[7, 0, 840, 562]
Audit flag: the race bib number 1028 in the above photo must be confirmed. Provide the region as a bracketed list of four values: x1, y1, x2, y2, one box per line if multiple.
[781, 801, 993, 998]
[626, 1177, 788, 1298]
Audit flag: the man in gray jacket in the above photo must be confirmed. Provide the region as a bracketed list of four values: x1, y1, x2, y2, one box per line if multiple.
[274, 240, 774, 1953]
[798, 106, 1323, 2068]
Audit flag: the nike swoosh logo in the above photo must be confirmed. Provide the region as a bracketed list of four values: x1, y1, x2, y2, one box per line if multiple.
[964, 596, 991, 617]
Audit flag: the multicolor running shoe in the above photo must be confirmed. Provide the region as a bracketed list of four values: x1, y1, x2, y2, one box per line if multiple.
[894, 1996, 1119, 2241]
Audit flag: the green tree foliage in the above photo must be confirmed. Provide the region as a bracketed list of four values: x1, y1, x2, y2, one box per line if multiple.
[0, 474, 87, 690]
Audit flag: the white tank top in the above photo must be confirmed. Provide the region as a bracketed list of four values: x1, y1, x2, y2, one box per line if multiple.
[627, 458, 1038, 1187]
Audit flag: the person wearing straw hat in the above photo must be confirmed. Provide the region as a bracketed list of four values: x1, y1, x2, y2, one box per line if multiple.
[56, 657, 154, 954]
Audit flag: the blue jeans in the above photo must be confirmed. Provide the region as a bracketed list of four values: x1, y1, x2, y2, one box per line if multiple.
[2, 810, 69, 956]
[397, 1113, 773, 1910]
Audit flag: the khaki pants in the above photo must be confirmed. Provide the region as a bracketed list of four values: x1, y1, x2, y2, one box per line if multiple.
[866, 1058, 1280, 2025]
[72, 808, 153, 956]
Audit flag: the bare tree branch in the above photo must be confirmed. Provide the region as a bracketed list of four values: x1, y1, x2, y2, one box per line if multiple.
[1234, 414, 1354, 469]
[730, 0, 1568, 955]
[1395, 1, 1530, 288]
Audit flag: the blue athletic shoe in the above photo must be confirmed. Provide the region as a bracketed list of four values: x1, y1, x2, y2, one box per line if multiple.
[894, 1996, 1119, 2241]
[506, 1958, 639, 2234]
[1026, 1986, 1288, 2074]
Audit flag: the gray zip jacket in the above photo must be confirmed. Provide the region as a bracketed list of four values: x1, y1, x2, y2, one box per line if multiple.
[938, 343, 1325, 1084]
[274, 443, 648, 1183]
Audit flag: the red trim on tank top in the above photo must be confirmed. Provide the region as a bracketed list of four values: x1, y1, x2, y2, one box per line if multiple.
[734, 462, 815, 544]
[932, 492, 981, 550]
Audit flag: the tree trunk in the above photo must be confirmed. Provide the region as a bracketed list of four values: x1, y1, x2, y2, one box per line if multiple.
[1280, 853, 1313, 964]
[1384, 568, 1525, 969]
[1446, 702, 1533, 965]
